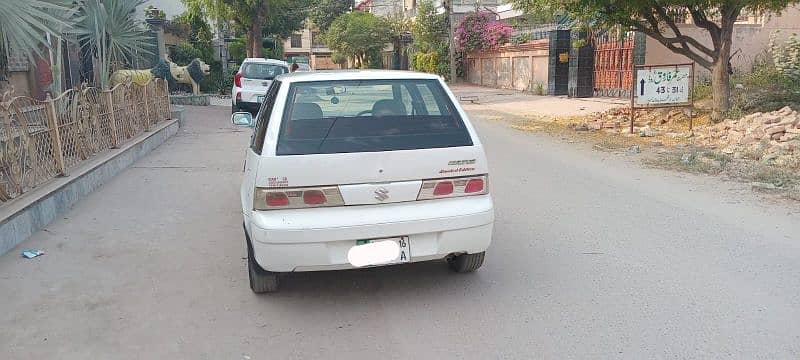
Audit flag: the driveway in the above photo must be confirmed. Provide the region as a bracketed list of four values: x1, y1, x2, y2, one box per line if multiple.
[1, 105, 799, 359]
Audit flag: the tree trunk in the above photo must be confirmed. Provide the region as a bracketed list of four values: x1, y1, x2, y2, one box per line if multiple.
[711, 21, 734, 121]
[251, 4, 265, 58]
[245, 32, 254, 58]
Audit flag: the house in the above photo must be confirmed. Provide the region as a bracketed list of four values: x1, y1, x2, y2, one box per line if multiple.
[282, 24, 339, 70]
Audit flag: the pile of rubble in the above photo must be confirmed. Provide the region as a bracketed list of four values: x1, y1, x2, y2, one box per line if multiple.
[575, 107, 690, 132]
[695, 106, 800, 164]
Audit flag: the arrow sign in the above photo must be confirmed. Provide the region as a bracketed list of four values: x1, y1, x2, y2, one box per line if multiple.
[640, 79, 645, 96]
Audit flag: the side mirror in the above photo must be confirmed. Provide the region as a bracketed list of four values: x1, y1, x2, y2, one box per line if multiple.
[231, 112, 254, 127]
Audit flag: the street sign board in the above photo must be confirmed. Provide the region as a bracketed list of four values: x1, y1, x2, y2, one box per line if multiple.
[634, 64, 693, 107]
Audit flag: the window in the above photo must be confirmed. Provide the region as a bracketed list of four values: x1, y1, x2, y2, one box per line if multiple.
[250, 81, 282, 154]
[242, 63, 288, 80]
[290, 34, 302, 48]
[276, 79, 472, 155]
[311, 31, 325, 47]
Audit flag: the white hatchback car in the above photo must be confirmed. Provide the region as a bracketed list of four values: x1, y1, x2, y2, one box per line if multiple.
[232, 70, 494, 293]
[231, 58, 289, 114]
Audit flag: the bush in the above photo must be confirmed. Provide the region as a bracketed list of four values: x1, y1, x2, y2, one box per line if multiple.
[413, 52, 439, 74]
[172, 42, 203, 65]
[729, 64, 800, 115]
[770, 32, 800, 82]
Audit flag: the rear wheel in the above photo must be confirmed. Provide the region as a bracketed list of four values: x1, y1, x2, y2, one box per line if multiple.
[447, 252, 485, 273]
[245, 227, 280, 293]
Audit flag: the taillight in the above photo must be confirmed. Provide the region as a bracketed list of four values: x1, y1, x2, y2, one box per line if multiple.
[265, 192, 289, 207]
[465, 178, 484, 193]
[303, 190, 326, 205]
[433, 181, 454, 196]
[418, 175, 488, 200]
[235, 92, 242, 103]
[254, 186, 344, 210]
[234, 72, 243, 88]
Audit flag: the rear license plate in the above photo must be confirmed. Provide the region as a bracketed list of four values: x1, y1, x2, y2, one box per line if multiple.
[352, 237, 411, 266]
[257, 95, 265, 103]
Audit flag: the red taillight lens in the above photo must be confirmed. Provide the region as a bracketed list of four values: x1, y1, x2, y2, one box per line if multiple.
[234, 72, 243, 88]
[254, 186, 344, 210]
[418, 175, 488, 200]
[265, 192, 289, 207]
[303, 190, 326, 205]
[465, 178, 484, 193]
[433, 181, 454, 196]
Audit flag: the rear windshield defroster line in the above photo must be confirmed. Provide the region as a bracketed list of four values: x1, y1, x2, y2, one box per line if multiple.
[276, 79, 473, 155]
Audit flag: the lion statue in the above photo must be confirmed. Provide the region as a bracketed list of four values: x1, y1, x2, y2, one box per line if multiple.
[110, 58, 210, 95]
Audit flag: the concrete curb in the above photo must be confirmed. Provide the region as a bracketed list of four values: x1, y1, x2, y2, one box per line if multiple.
[0, 119, 180, 256]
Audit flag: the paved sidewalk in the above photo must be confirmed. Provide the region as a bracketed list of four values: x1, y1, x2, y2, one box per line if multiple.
[451, 84, 625, 117]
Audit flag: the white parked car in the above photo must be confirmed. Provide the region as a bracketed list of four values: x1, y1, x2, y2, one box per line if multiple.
[231, 70, 494, 293]
[231, 58, 289, 114]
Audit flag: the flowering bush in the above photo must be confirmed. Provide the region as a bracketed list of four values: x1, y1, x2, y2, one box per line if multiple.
[455, 11, 513, 52]
[484, 22, 513, 50]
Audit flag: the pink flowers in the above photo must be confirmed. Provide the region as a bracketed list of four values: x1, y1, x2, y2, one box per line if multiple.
[455, 11, 513, 52]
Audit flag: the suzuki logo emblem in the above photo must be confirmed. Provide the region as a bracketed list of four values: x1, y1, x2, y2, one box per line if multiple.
[374, 187, 390, 201]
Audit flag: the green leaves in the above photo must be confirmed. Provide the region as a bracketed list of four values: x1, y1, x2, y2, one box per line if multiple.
[77, 0, 153, 88]
[309, 0, 352, 32]
[0, 0, 75, 69]
[324, 11, 391, 68]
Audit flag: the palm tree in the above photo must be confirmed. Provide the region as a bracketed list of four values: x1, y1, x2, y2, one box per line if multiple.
[77, 0, 153, 89]
[0, 0, 74, 77]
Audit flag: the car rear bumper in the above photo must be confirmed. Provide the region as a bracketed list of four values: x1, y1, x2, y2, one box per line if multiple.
[234, 101, 262, 114]
[246, 195, 494, 272]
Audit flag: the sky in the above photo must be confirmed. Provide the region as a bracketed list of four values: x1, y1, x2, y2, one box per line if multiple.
[142, 0, 187, 19]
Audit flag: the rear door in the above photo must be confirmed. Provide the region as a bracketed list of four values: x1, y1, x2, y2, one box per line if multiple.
[240, 62, 287, 101]
[242, 81, 281, 219]
[254, 78, 487, 205]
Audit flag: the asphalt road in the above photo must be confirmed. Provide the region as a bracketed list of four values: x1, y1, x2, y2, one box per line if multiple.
[2, 105, 799, 359]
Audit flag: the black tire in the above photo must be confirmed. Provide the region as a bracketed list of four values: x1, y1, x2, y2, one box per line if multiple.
[245, 227, 280, 293]
[447, 252, 485, 273]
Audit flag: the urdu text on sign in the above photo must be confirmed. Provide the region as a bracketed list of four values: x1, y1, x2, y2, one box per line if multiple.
[634, 65, 692, 106]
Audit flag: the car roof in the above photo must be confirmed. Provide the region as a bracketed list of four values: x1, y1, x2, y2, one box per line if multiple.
[242, 58, 288, 65]
[274, 70, 441, 83]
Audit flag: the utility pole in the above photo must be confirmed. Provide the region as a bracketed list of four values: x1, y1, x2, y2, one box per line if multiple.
[445, 0, 456, 83]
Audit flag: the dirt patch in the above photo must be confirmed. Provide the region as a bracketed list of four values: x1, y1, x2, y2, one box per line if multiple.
[496, 109, 800, 202]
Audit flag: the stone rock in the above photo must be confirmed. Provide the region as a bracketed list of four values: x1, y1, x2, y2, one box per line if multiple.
[766, 125, 785, 135]
[681, 153, 695, 164]
[627, 145, 641, 154]
[639, 126, 658, 137]
[651, 140, 664, 147]
[762, 115, 781, 124]
[588, 122, 603, 130]
[575, 123, 589, 131]
[786, 128, 800, 134]
[777, 106, 793, 116]
[771, 132, 784, 140]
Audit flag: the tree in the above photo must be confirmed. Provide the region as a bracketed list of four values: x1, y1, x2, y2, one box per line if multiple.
[183, 0, 308, 58]
[309, 0, 352, 32]
[454, 11, 512, 52]
[263, 0, 311, 40]
[182, 0, 268, 57]
[0, 0, 75, 76]
[324, 11, 390, 69]
[509, 0, 800, 120]
[78, 0, 153, 88]
[411, 0, 450, 76]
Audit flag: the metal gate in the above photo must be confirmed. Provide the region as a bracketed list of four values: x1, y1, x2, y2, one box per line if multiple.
[593, 30, 637, 97]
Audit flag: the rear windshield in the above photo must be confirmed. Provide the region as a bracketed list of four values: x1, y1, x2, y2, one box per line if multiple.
[276, 79, 473, 155]
[242, 63, 288, 80]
